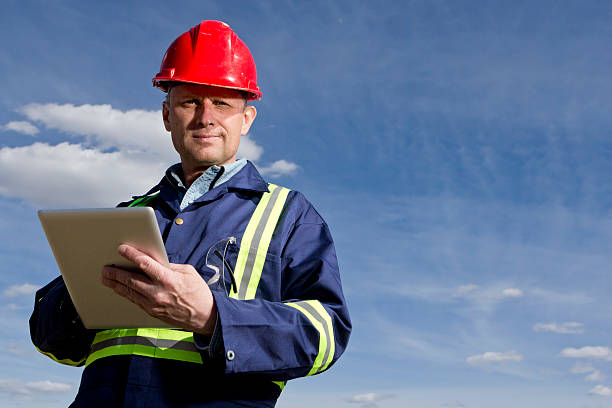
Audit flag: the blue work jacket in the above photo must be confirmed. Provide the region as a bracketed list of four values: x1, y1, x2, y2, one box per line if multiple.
[30, 161, 351, 407]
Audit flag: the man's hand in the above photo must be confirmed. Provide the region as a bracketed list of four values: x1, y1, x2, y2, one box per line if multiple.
[101, 244, 217, 335]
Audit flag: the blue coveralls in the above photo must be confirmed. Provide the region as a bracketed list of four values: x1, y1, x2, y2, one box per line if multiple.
[30, 161, 351, 407]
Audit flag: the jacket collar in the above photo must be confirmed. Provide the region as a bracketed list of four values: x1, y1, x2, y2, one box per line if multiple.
[222, 160, 269, 193]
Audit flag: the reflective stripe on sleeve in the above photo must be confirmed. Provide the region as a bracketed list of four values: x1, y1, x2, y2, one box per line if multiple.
[127, 192, 160, 207]
[35, 346, 86, 367]
[230, 184, 290, 300]
[286, 300, 335, 376]
[271, 381, 286, 391]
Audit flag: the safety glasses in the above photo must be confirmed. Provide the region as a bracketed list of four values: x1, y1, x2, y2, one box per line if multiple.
[205, 236, 238, 294]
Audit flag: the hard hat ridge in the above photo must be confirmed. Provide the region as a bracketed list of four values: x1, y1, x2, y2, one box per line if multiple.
[153, 20, 262, 100]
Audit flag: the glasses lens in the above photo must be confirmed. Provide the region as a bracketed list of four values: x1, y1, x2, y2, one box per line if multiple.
[205, 237, 236, 293]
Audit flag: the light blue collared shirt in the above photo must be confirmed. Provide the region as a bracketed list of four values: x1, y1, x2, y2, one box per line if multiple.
[167, 159, 248, 211]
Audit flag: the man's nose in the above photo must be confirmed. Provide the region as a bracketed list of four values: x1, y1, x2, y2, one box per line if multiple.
[196, 101, 215, 127]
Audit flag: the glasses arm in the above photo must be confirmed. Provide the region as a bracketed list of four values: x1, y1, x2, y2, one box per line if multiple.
[214, 249, 238, 293]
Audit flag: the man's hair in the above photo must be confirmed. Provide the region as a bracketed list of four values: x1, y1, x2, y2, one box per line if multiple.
[164, 82, 248, 110]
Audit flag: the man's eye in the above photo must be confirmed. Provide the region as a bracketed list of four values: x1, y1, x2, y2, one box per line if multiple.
[183, 99, 198, 106]
[213, 100, 230, 106]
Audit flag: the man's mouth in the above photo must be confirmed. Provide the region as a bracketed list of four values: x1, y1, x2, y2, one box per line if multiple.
[193, 133, 222, 139]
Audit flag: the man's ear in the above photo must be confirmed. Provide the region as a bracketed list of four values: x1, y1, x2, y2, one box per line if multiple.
[240, 105, 257, 136]
[162, 101, 171, 132]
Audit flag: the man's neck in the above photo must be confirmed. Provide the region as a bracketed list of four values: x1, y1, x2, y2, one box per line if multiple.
[182, 162, 228, 188]
[183, 166, 211, 188]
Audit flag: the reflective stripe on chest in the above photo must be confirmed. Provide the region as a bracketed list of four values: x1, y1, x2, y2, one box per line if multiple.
[230, 184, 290, 300]
[86, 183, 290, 367]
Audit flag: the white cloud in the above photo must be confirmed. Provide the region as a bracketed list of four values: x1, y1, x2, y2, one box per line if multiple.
[258, 159, 299, 177]
[453, 284, 479, 297]
[0, 103, 296, 207]
[466, 350, 524, 365]
[2, 121, 39, 135]
[3, 283, 39, 297]
[441, 402, 466, 408]
[572, 362, 598, 374]
[451, 285, 522, 301]
[18, 103, 172, 158]
[501, 288, 523, 298]
[561, 347, 612, 361]
[589, 385, 612, 397]
[533, 322, 584, 334]
[347, 392, 393, 405]
[0, 142, 166, 207]
[0, 379, 71, 396]
[587, 371, 606, 382]
[237, 135, 264, 161]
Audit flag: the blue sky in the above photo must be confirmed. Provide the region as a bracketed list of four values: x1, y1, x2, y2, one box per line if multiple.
[1, 1, 612, 407]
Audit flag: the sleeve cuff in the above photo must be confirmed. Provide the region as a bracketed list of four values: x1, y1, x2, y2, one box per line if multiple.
[193, 310, 225, 362]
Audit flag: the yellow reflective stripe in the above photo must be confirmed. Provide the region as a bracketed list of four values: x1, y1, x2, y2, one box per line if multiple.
[231, 184, 291, 300]
[35, 346, 85, 367]
[85, 344, 202, 367]
[93, 328, 194, 344]
[244, 186, 290, 299]
[272, 380, 286, 391]
[88, 328, 199, 366]
[230, 185, 276, 299]
[286, 300, 335, 375]
[128, 192, 160, 207]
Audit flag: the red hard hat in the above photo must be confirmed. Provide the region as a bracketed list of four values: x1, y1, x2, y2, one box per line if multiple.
[153, 20, 262, 100]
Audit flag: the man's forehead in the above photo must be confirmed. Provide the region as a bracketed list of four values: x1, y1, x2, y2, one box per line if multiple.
[170, 83, 244, 99]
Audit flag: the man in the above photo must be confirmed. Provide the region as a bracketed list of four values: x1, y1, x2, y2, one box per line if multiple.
[30, 20, 351, 407]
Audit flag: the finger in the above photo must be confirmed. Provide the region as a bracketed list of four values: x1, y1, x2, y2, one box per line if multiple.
[117, 244, 166, 281]
[102, 276, 152, 311]
[102, 266, 155, 296]
[118, 243, 167, 266]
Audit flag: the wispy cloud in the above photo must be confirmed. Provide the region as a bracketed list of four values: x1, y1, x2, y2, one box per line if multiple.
[441, 402, 466, 408]
[2, 121, 38, 135]
[347, 392, 393, 407]
[2, 303, 28, 311]
[501, 288, 522, 298]
[466, 350, 524, 365]
[586, 371, 606, 382]
[572, 362, 598, 374]
[0, 379, 71, 396]
[589, 385, 612, 397]
[397, 283, 523, 304]
[533, 322, 584, 334]
[561, 347, 612, 361]
[4, 344, 26, 355]
[3, 283, 39, 297]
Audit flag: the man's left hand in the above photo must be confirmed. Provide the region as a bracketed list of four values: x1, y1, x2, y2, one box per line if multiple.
[101, 244, 217, 335]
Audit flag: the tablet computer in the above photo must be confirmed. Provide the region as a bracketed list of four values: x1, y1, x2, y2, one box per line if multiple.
[38, 207, 174, 329]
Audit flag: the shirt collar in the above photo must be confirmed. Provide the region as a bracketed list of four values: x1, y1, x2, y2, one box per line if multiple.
[162, 160, 269, 210]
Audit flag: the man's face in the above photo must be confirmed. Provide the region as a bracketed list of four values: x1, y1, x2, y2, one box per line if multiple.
[162, 83, 257, 172]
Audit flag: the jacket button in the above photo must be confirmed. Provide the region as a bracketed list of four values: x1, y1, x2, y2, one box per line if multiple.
[227, 350, 235, 361]
[175, 218, 184, 225]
